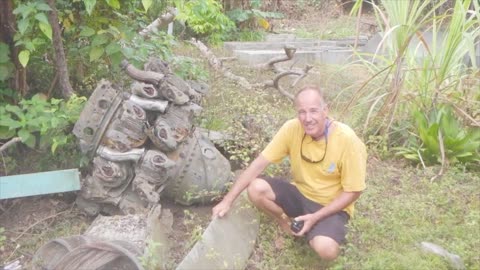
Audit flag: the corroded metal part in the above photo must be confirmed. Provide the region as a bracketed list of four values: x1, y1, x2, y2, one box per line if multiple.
[163, 74, 202, 102]
[102, 100, 148, 151]
[128, 94, 169, 112]
[145, 120, 177, 152]
[187, 80, 209, 95]
[75, 57, 233, 216]
[135, 150, 176, 185]
[97, 146, 145, 163]
[73, 80, 123, 158]
[157, 83, 190, 105]
[117, 189, 148, 215]
[121, 60, 164, 85]
[164, 130, 232, 205]
[144, 57, 172, 75]
[131, 82, 159, 99]
[133, 150, 176, 203]
[92, 157, 133, 188]
[131, 81, 190, 105]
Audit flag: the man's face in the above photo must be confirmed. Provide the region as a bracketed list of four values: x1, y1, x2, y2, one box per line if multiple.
[295, 89, 328, 140]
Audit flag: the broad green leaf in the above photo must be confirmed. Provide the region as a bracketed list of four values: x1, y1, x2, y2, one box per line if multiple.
[84, 0, 97, 15]
[23, 41, 35, 52]
[79, 27, 96, 37]
[105, 0, 120, 9]
[91, 34, 109, 46]
[0, 126, 15, 139]
[5, 105, 24, 118]
[39, 22, 52, 40]
[109, 51, 123, 68]
[18, 128, 31, 143]
[18, 50, 30, 67]
[0, 118, 22, 129]
[142, 0, 152, 12]
[17, 19, 30, 35]
[36, 3, 52, 11]
[89, 47, 104, 61]
[105, 42, 121, 55]
[12, 5, 28, 15]
[34, 13, 49, 24]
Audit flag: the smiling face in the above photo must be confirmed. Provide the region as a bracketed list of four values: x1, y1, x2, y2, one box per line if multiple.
[294, 88, 328, 140]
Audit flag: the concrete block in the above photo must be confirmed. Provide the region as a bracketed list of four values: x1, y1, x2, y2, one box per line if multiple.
[176, 193, 259, 270]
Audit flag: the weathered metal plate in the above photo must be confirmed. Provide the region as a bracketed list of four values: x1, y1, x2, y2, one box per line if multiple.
[0, 169, 81, 199]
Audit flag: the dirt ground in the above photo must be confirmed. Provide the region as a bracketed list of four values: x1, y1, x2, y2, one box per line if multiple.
[0, 1, 378, 268]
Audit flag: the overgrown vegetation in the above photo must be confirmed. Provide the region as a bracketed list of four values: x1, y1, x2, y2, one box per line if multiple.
[344, 0, 480, 170]
[0, 0, 479, 269]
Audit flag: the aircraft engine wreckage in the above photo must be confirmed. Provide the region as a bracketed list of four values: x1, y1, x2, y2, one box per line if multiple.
[73, 58, 232, 215]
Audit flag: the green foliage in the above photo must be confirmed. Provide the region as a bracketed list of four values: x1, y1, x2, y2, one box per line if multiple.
[332, 163, 480, 269]
[171, 55, 209, 81]
[0, 227, 6, 250]
[0, 43, 15, 82]
[12, 0, 53, 67]
[228, 29, 266, 42]
[200, 86, 292, 168]
[82, 0, 124, 15]
[0, 94, 86, 153]
[343, 0, 480, 170]
[175, 0, 235, 44]
[139, 240, 162, 270]
[395, 106, 480, 168]
[122, 33, 175, 67]
[226, 0, 283, 30]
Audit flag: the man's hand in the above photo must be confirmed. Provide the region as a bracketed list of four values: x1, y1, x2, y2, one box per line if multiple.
[212, 199, 232, 218]
[291, 213, 317, 236]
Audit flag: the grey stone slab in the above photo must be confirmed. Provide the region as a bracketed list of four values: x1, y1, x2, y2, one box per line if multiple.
[176, 193, 259, 270]
[224, 41, 338, 51]
[233, 49, 356, 65]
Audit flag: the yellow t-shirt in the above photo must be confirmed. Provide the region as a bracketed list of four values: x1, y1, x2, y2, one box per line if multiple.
[261, 119, 367, 217]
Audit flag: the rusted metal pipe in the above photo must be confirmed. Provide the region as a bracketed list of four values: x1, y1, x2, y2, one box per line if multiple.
[128, 94, 169, 112]
[121, 60, 164, 85]
[97, 145, 145, 162]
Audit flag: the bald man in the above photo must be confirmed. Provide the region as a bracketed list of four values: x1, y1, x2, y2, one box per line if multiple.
[212, 86, 367, 261]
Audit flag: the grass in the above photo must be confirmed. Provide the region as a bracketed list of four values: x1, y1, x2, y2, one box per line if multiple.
[191, 42, 480, 269]
[292, 16, 358, 40]
[245, 160, 480, 269]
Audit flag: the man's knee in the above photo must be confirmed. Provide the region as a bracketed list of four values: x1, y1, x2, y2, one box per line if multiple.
[247, 178, 273, 203]
[309, 236, 340, 261]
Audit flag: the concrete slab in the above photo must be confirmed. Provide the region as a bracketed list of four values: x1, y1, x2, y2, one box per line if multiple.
[176, 192, 259, 270]
[233, 48, 356, 65]
[224, 41, 338, 51]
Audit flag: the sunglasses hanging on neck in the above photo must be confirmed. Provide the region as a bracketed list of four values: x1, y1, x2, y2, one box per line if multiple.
[300, 119, 333, 163]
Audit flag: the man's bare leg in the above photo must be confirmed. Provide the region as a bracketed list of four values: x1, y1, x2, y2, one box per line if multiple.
[309, 235, 340, 261]
[247, 178, 291, 234]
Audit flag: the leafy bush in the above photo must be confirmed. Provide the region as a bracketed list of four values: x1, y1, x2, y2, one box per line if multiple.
[395, 106, 480, 168]
[171, 55, 209, 81]
[226, 0, 283, 30]
[0, 94, 86, 153]
[344, 0, 480, 170]
[175, 0, 235, 44]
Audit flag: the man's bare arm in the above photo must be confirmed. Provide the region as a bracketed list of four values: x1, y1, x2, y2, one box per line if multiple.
[212, 154, 270, 218]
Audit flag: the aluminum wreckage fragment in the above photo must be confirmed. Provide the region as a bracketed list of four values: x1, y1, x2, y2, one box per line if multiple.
[73, 58, 232, 215]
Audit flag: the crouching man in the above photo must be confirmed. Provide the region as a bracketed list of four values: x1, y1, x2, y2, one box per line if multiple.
[212, 86, 367, 261]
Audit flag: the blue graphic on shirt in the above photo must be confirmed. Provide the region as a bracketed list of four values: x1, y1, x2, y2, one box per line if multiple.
[328, 162, 336, 173]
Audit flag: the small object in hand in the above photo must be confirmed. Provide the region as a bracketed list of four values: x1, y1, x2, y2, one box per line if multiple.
[290, 219, 304, 233]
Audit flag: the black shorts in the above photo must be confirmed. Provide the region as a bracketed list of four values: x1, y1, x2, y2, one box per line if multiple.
[262, 176, 350, 245]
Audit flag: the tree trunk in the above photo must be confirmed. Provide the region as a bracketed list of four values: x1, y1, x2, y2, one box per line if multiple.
[0, 0, 28, 98]
[46, 0, 74, 98]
